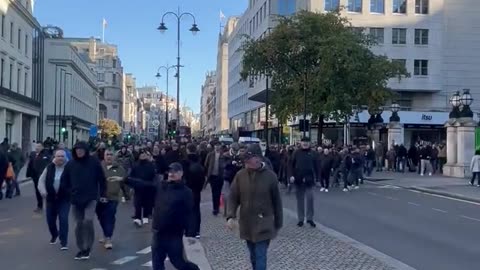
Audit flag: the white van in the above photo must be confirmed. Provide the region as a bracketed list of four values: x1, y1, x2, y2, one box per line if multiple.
[219, 136, 234, 145]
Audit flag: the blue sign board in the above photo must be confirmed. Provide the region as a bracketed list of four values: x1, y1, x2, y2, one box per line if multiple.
[89, 125, 98, 137]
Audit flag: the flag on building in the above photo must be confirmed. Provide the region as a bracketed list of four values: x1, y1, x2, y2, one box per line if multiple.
[103, 18, 108, 28]
[220, 10, 226, 21]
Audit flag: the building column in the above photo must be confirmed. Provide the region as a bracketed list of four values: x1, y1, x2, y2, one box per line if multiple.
[387, 122, 403, 149]
[11, 112, 22, 145]
[443, 121, 457, 177]
[454, 118, 476, 178]
[0, 108, 6, 140]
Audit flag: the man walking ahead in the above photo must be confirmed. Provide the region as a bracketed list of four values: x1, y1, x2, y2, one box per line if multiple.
[227, 150, 283, 270]
[61, 141, 107, 260]
[289, 137, 318, 228]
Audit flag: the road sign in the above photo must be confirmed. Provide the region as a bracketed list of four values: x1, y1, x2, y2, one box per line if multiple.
[89, 125, 98, 137]
[152, 120, 160, 127]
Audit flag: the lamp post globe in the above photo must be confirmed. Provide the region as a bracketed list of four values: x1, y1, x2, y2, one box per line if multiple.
[189, 23, 200, 35]
[157, 22, 167, 33]
[460, 89, 474, 118]
[390, 102, 401, 122]
[449, 91, 461, 119]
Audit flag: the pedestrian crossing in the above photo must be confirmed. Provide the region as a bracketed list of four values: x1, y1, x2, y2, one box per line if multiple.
[90, 246, 169, 269]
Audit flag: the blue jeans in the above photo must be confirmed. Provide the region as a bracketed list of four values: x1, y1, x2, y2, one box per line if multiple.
[46, 199, 70, 246]
[96, 200, 118, 238]
[151, 233, 199, 270]
[246, 240, 270, 270]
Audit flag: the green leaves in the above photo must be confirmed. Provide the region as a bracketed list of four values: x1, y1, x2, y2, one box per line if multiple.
[240, 11, 409, 124]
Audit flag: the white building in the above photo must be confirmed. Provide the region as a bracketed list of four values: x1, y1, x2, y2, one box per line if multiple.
[42, 37, 99, 147]
[0, 0, 44, 152]
[216, 17, 238, 134]
[68, 37, 124, 125]
[229, 0, 480, 146]
[200, 71, 217, 135]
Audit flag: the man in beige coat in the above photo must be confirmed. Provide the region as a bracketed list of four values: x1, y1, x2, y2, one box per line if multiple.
[226, 148, 283, 270]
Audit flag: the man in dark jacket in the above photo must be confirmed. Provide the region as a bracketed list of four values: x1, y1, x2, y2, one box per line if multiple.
[7, 142, 25, 197]
[288, 137, 318, 228]
[0, 149, 8, 200]
[348, 148, 364, 189]
[26, 142, 51, 211]
[165, 143, 181, 166]
[127, 162, 199, 270]
[61, 141, 107, 260]
[181, 144, 205, 238]
[319, 148, 334, 192]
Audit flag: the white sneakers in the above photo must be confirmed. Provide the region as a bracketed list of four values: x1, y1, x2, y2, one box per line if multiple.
[324, 189, 329, 193]
[133, 219, 142, 227]
[142, 218, 149, 224]
[320, 188, 325, 192]
[343, 188, 349, 192]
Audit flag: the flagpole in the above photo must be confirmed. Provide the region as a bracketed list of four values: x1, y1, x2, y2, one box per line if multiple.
[102, 20, 105, 43]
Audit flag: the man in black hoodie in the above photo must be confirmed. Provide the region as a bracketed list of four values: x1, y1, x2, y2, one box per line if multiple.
[181, 143, 205, 238]
[127, 162, 199, 270]
[61, 141, 107, 260]
[26, 142, 51, 211]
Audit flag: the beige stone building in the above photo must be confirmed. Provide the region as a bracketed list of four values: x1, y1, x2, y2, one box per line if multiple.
[123, 73, 137, 134]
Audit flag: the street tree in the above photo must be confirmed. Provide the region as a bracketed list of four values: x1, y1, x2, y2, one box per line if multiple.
[240, 11, 409, 142]
[98, 118, 122, 139]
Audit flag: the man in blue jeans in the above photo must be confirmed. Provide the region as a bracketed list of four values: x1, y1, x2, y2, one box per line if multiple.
[96, 149, 126, 250]
[227, 147, 283, 270]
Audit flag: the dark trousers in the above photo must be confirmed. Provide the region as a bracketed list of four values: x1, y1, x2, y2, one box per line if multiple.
[471, 172, 480, 185]
[152, 233, 199, 270]
[134, 190, 153, 219]
[120, 183, 130, 200]
[46, 199, 70, 246]
[246, 240, 270, 270]
[320, 170, 330, 189]
[32, 177, 43, 209]
[342, 169, 350, 188]
[72, 201, 96, 252]
[348, 168, 363, 186]
[192, 191, 201, 235]
[96, 200, 118, 238]
[209, 176, 223, 214]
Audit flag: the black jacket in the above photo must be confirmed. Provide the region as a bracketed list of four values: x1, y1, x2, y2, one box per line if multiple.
[223, 155, 243, 184]
[44, 163, 69, 203]
[152, 154, 168, 175]
[126, 178, 194, 237]
[61, 142, 106, 206]
[0, 149, 8, 181]
[351, 152, 364, 169]
[320, 153, 334, 173]
[165, 150, 181, 166]
[26, 149, 51, 180]
[181, 154, 205, 193]
[129, 159, 157, 191]
[289, 149, 318, 187]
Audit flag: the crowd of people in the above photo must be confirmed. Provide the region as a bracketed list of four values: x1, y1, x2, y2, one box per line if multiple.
[0, 135, 467, 270]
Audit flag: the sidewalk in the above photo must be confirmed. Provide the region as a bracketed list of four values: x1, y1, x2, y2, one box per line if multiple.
[366, 171, 480, 203]
[198, 204, 413, 270]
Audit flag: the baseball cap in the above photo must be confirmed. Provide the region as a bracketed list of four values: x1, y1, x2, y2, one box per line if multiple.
[243, 144, 262, 160]
[168, 162, 183, 172]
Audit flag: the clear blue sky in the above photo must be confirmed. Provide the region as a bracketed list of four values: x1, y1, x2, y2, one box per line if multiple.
[34, 0, 247, 113]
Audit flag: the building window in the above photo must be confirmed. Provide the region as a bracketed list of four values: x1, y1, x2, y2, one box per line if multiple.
[112, 59, 117, 68]
[16, 68, 20, 92]
[98, 73, 105, 81]
[393, 0, 407, 14]
[392, 28, 407, 44]
[324, 0, 340, 11]
[97, 59, 104, 67]
[9, 22, 13, 43]
[278, 0, 296, 15]
[263, 2, 267, 17]
[0, 59, 3, 87]
[8, 63, 12, 89]
[415, 0, 428, 14]
[113, 73, 117, 84]
[369, 28, 384, 44]
[414, 60, 428, 76]
[24, 72, 27, 94]
[414, 29, 429, 45]
[24, 35, 28, 55]
[17, 28, 21, 49]
[392, 59, 407, 69]
[348, 0, 362, 12]
[370, 0, 384, 13]
[1, 15, 4, 37]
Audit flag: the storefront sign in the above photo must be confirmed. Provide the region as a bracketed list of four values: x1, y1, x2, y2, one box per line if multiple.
[421, 114, 432, 121]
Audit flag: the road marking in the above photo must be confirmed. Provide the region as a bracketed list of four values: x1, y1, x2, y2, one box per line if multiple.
[111, 256, 138, 265]
[0, 218, 11, 223]
[367, 192, 380, 196]
[142, 261, 152, 267]
[136, 246, 151, 254]
[91, 269, 107, 270]
[378, 185, 400, 189]
[408, 202, 420, 206]
[385, 196, 399, 201]
[409, 189, 480, 206]
[432, 208, 448, 213]
[460, 215, 480, 222]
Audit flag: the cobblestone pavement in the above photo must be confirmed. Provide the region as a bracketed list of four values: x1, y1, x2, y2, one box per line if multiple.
[198, 204, 397, 270]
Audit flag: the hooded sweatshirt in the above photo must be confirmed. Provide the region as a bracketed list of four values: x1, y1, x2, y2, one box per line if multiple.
[61, 142, 107, 206]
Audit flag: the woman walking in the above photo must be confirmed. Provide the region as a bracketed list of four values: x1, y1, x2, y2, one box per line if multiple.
[470, 149, 480, 186]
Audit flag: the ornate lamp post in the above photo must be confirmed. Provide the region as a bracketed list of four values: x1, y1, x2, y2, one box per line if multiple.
[157, 9, 199, 128]
[449, 91, 461, 119]
[389, 102, 401, 122]
[156, 65, 176, 138]
[460, 89, 474, 118]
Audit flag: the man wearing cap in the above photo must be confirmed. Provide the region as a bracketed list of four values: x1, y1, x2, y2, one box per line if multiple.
[126, 162, 199, 270]
[288, 137, 318, 228]
[226, 149, 283, 270]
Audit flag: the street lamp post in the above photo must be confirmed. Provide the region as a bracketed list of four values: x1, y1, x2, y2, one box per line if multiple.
[460, 89, 474, 118]
[156, 65, 176, 138]
[157, 9, 200, 128]
[390, 102, 401, 122]
[449, 91, 461, 119]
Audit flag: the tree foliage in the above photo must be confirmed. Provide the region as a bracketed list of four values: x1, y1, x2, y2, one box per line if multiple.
[98, 118, 122, 139]
[240, 11, 409, 123]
